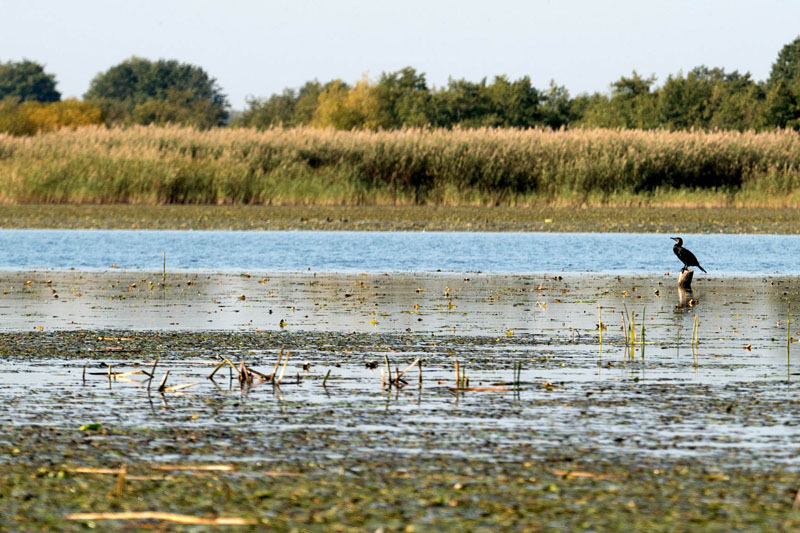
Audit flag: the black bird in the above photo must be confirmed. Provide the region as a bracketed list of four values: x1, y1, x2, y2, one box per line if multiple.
[672, 237, 706, 273]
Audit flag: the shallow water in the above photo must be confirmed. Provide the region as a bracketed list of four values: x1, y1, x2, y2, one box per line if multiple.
[2, 230, 800, 273]
[1, 272, 800, 471]
[2, 341, 799, 470]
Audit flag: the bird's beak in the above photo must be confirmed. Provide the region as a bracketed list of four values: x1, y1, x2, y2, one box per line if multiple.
[671, 237, 679, 242]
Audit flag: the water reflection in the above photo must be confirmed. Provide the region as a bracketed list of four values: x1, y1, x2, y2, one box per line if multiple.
[677, 286, 695, 309]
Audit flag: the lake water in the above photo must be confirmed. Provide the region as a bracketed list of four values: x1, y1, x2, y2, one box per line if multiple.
[0, 229, 798, 274]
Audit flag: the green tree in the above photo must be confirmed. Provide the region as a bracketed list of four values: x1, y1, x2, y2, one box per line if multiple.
[657, 67, 721, 129]
[768, 36, 800, 86]
[239, 80, 323, 129]
[84, 57, 228, 126]
[131, 89, 224, 129]
[376, 67, 432, 127]
[0, 60, 60, 102]
[430, 78, 490, 127]
[765, 79, 800, 129]
[706, 71, 766, 131]
[240, 89, 298, 128]
[579, 72, 658, 129]
[541, 81, 572, 129]
[483, 75, 541, 128]
[293, 81, 323, 125]
[611, 70, 656, 97]
[766, 37, 800, 129]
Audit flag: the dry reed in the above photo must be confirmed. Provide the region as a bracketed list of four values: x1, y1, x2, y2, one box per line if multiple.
[2, 125, 800, 206]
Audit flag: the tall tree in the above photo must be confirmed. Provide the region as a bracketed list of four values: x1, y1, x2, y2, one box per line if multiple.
[541, 81, 572, 129]
[768, 36, 800, 86]
[430, 77, 490, 127]
[483, 75, 541, 128]
[376, 67, 432, 127]
[240, 89, 299, 128]
[239, 80, 323, 129]
[84, 57, 229, 126]
[579, 71, 658, 129]
[0, 60, 60, 102]
[766, 37, 800, 129]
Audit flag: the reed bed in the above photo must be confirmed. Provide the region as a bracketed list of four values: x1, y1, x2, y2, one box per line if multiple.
[2, 125, 800, 206]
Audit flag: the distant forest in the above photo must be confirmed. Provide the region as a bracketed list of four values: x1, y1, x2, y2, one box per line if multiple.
[3, 36, 800, 134]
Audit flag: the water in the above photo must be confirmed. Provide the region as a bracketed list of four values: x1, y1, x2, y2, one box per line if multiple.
[0, 229, 798, 274]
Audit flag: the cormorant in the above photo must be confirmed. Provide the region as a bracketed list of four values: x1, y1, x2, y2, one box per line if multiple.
[672, 237, 706, 273]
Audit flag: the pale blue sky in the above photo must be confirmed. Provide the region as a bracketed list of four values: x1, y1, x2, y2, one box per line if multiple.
[3, 1, 800, 109]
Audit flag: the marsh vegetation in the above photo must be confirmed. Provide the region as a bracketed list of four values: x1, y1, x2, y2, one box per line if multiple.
[3, 126, 800, 207]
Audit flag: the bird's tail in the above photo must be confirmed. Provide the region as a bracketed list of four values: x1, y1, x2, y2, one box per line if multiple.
[698, 265, 707, 273]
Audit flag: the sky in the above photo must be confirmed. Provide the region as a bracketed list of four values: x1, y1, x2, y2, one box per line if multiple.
[3, 0, 800, 109]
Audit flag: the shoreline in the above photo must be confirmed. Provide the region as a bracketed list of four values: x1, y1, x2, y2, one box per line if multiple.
[4, 203, 800, 233]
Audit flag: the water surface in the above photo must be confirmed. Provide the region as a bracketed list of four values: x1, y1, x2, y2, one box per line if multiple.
[1, 230, 799, 274]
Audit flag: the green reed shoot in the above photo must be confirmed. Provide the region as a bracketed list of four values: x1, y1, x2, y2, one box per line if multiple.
[620, 303, 647, 361]
[598, 304, 603, 360]
[787, 303, 791, 378]
[629, 311, 636, 361]
[691, 315, 700, 368]
[621, 307, 629, 346]
[640, 305, 646, 361]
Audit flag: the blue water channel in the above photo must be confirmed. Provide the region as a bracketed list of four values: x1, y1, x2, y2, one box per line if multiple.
[0, 229, 797, 274]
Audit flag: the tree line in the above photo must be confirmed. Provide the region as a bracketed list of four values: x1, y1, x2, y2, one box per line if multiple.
[3, 37, 800, 135]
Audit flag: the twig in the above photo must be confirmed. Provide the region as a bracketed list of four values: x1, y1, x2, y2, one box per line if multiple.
[147, 359, 159, 392]
[223, 358, 241, 378]
[271, 348, 284, 381]
[449, 387, 510, 392]
[157, 370, 170, 393]
[396, 357, 420, 383]
[276, 350, 290, 385]
[150, 464, 234, 471]
[207, 360, 226, 379]
[114, 370, 149, 378]
[164, 382, 202, 393]
[66, 512, 256, 526]
[323, 369, 331, 387]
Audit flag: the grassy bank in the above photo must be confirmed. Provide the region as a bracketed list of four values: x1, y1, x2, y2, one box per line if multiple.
[3, 203, 800, 233]
[2, 125, 800, 206]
